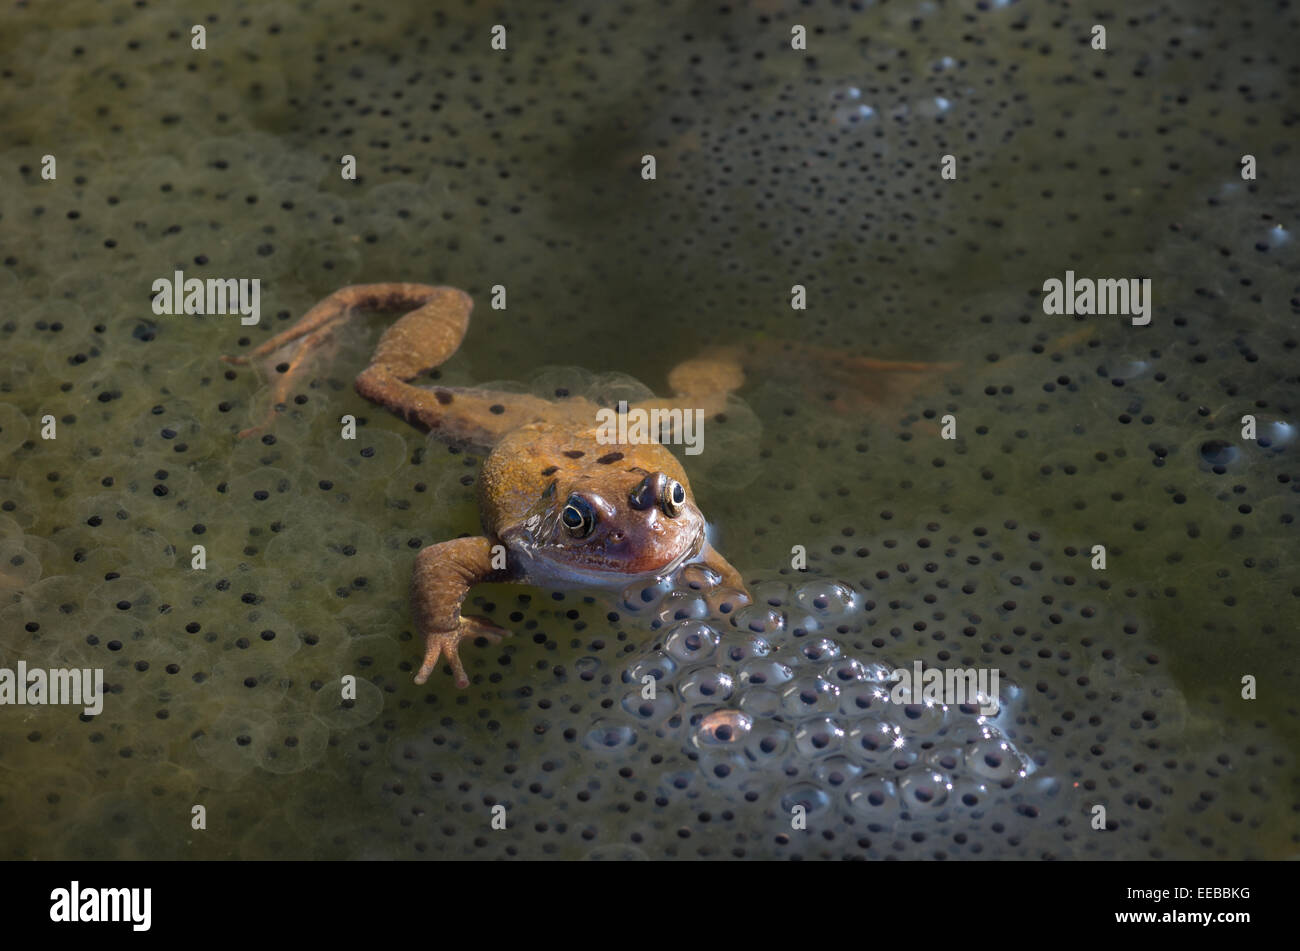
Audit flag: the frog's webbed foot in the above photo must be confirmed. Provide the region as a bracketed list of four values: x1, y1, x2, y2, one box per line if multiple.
[710, 338, 959, 419]
[411, 537, 512, 688]
[220, 308, 350, 438]
[819, 354, 960, 417]
[650, 343, 960, 421]
[415, 615, 511, 688]
[220, 283, 473, 439]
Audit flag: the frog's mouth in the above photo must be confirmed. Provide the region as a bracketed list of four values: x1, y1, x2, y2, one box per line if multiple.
[642, 521, 707, 579]
[508, 520, 706, 588]
[571, 518, 705, 580]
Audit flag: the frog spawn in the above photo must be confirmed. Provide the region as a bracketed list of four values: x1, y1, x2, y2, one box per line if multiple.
[620, 576, 1039, 836]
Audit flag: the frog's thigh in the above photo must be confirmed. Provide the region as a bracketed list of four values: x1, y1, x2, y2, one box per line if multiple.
[667, 346, 745, 400]
[633, 347, 745, 419]
[358, 380, 562, 448]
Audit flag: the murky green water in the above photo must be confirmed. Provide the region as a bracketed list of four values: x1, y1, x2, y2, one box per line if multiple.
[1, 0, 1296, 859]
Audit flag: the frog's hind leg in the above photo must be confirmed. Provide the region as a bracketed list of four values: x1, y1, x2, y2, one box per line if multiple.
[628, 346, 748, 422]
[223, 283, 509, 446]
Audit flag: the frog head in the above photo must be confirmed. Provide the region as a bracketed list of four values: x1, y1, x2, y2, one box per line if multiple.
[507, 467, 706, 583]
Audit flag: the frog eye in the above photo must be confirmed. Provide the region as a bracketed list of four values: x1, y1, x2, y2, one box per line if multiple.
[661, 479, 686, 517]
[561, 495, 596, 538]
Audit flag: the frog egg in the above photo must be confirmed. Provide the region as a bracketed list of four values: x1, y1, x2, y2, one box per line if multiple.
[428, 446, 483, 512]
[677, 666, 735, 704]
[87, 576, 162, 620]
[899, 771, 953, 810]
[793, 716, 846, 759]
[621, 688, 677, 725]
[885, 699, 949, 738]
[822, 657, 877, 685]
[736, 657, 794, 689]
[30, 301, 86, 374]
[575, 370, 656, 411]
[691, 708, 753, 750]
[811, 754, 864, 790]
[253, 714, 329, 775]
[750, 580, 794, 608]
[965, 736, 1032, 784]
[85, 612, 148, 665]
[922, 745, 965, 774]
[846, 776, 900, 816]
[736, 686, 782, 718]
[192, 710, 261, 777]
[793, 579, 860, 620]
[781, 782, 833, 819]
[838, 680, 892, 719]
[573, 655, 603, 682]
[696, 749, 750, 785]
[780, 674, 841, 716]
[779, 636, 842, 669]
[0, 575, 68, 653]
[338, 427, 409, 484]
[621, 576, 676, 613]
[135, 404, 204, 455]
[950, 778, 993, 811]
[224, 465, 298, 511]
[741, 719, 790, 767]
[662, 619, 720, 664]
[310, 673, 384, 729]
[913, 95, 952, 119]
[715, 631, 772, 665]
[0, 536, 41, 591]
[846, 720, 907, 767]
[959, 680, 1019, 726]
[651, 590, 712, 629]
[72, 491, 132, 538]
[334, 627, 400, 675]
[0, 402, 31, 457]
[676, 560, 725, 591]
[125, 526, 177, 573]
[731, 602, 786, 637]
[622, 651, 677, 687]
[582, 718, 638, 754]
[1196, 437, 1242, 471]
[1252, 416, 1296, 453]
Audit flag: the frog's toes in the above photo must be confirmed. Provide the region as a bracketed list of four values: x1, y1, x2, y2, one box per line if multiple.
[414, 615, 511, 688]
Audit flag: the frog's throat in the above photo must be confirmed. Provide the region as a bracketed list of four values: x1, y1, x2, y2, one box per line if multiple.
[505, 522, 706, 587]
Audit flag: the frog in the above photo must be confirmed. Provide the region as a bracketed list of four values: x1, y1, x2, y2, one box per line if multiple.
[222, 283, 954, 688]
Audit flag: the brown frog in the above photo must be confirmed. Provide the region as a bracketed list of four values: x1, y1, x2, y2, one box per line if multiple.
[222, 284, 951, 688]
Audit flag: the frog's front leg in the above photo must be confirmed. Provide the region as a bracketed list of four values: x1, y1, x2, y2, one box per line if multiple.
[693, 540, 752, 613]
[411, 536, 513, 688]
[625, 351, 753, 606]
